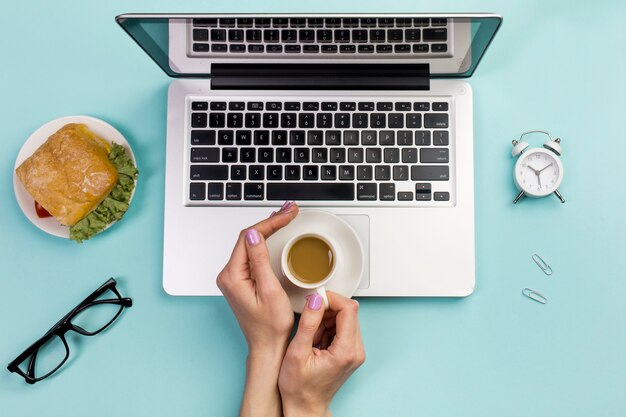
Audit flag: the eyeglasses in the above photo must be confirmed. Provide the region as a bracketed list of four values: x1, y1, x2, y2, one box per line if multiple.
[7, 278, 132, 384]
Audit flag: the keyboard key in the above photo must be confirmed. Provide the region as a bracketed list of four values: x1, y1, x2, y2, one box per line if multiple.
[370, 29, 385, 42]
[348, 148, 364, 163]
[303, 102, 319, 111]
[191, 113, 207, 128]
[432, 18, 448, 26]
[335, 113, 351, 128]
[413, 18, 429, 27]
[211, 29, 226, 41]
[317, 30, 332, 43]
[191, 130, 216, 145]
[413, 44, 429, 53]
[322, 45, 338, 53]
[285, 166, 301, 180]
[249, 166, 264, 180]
[375, 165, 391, 180]
[433, 102, 449, 111]
[210, 102, 227, 110]
[237, 18, 254, 27]
[370, 113, 386, 128]
[266, 101, 282, 111]
[228, 29, 244, 42]
[432, 44, 447, 53]
[402, 148, 418, 163]
[240, 147, 255, 162]
[384, 148, 400, 163]
[339, 166, 355, 180]
[255, 18, 271, 28]
[424, 113, 449, 128]
[267, 183, 354, 201]
[267, 45, 283, 53]
[397, 131, 413, 146]
[358, 45, 374, 53]
[406, 113, 422, 128]
[303, 166, 319, 180]
[378, 18, 395, 27]
[388, 30, 403, 42]
[343, 131, 359, 145]
[263, 113, 279, 128]
[388, 113, 404, 128]
[398, 191, 413, 201]
[343, 18, 359, 27]
[433, 131, 449, 146]
[192, 102, 208, 111]
[434, 191, 450, 201]
[353, 113, 368, 128]
[396, 18, 412, 27]
[411, 166, 449, 181]
[307, 131, 323, 145]
[330, 148, 346, 163]
[307, 18, 324, 27]
[208, 183, 224, 200]
[272, 130, 288, 145]
[276, 148, 291, 162]
[272, 18, 289, 27]
[325, 18, 342, 27]
[312, 148, 328, 162]
[304, 45, 319, 53]
[290, 18, 306, 27]
[366, 148, 382, 163]
[219, 18, 236, 27]
[264, 30, 280, 42]
[244, 183, 264, 200]
[285, 45, 301, 53]
[190, 165, 228, 180]
[226, 183, 242, 200]
[248, 45, 265, 53]
[192, 43, 210, 52]
[352, 30, 368, 42]
[191, 147, 219, 163]
[416, 192, 431, 201]
[294, 148, 310, 162]
[254, 130, 270, 145]
[322, 102, 338, 111]
[414, 102, 430, 111]
[229, 44, 246, 53]
[289, 130, 305, 145]
[245, 113, 261, 128]
[358, 102, 375, 111]
[246, 30, 262, 42]
[211, 44, 228, 53]
[299, 30, 315, 42]
[227, 113, 243, 128]
[299, 113, 315, 128]
[393, 165, 409, 181]
[281, 112, 297, 128]
[193, 18, 218, 27]
[317, 113, 333, 128]
[423, 28, 447, 42]
[361, 130, 377, 146]
[406, 29, 421, 42]
[415, 131, 431, 146]
[357, 183, 377, 201]
[340, 102, 356, 111]
[267, 166, 283, 181]
[285, 102, 301, 110]
[231, 165, 246, 181]
[420, 148, 449, 163]
[321, 166, 337, 180]
[379, 131, 395, 146]
[335, 30, 350, 42]
[380, 183, 395, 200]
[222, 147, 237, 162]
[415, 183, 431, 193]
[357, 165, 373, 180]
[376, 102, 393, 111]
[229, 102, 245, 110]
[189, 183, 206, 200]
[258, 148, 274, 162]
[360, 18, 377, 27]
[394, 44, 411, 53]
[282, 29, 297, 42]
[326, 131, 341, 146]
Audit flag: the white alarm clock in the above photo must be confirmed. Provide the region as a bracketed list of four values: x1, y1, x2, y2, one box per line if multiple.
[511, 130, 565, 204]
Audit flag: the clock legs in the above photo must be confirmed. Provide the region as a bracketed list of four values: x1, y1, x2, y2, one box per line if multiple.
[513, 190, 525, 204]
[554, 189, 565, 203]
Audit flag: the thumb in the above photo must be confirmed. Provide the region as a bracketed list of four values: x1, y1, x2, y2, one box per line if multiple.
[244, 228, 281, 295]
[291, 293, 325, 354]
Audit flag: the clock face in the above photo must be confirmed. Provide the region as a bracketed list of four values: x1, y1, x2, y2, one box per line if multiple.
[515, 149, 563, 197]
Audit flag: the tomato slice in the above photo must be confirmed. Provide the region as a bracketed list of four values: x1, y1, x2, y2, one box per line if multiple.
[34, 201, 52, 218]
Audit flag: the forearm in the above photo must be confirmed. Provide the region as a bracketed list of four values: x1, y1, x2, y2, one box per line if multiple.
[282, 401, 332, 417]
[240, 345, 287, 417]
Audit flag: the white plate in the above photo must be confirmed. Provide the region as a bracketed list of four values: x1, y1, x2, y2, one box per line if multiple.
[13, 116, 137, 239]
[266, 209, 364, 313]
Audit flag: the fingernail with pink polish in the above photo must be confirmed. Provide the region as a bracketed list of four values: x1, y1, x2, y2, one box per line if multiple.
[246, 228, 261, 246]
[308, 293, 323, 311]
[283, 201, 297, 212]
[269, 211, 277, 218]
[280, 201, 290, 211]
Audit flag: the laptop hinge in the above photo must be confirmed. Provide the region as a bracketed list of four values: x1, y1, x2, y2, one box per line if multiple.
[211, 64, 430, 90]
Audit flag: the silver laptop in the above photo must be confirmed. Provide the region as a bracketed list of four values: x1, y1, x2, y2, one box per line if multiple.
[116, 13, 502, 297]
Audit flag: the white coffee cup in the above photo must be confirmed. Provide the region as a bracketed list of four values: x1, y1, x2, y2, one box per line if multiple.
[281, 232, 341, 310]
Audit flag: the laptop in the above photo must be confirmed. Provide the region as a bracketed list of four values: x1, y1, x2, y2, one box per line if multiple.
[116, 13, 502, 297]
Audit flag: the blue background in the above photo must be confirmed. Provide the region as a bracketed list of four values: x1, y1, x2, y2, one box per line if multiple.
[1, 1, 625, 416]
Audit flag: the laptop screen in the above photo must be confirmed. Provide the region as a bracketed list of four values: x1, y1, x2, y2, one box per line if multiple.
[116, 13, 501, 79]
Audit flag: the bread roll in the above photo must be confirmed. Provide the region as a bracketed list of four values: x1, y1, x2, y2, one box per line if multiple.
[16, 124, 118, 226]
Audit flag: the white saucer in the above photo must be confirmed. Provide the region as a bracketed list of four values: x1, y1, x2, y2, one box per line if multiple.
[266, 209, 364, 313]
[13, 115, 137, 239]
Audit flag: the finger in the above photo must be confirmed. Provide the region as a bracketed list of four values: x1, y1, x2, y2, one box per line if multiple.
[290, 293, 326, 355]
[243, 228, 283, 296]
[229, 203, 299, 268]
[326, 291, 360, 354]
[312, 323, 326, 346]
[321, 330, 333, 350]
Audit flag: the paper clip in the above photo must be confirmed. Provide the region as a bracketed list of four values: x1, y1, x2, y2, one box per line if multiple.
[532, 254, 552, 276]
[522, 288, 547, 304]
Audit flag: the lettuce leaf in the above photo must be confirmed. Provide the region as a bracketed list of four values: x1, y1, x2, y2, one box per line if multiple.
[69, 143, 138, 243]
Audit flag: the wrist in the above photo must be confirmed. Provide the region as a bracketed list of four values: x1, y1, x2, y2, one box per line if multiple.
[282, 399, 331, 417]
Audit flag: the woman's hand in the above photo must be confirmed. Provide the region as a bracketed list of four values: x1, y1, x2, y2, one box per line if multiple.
[217, 201, 298, 417]
[278, 291, 366, 417]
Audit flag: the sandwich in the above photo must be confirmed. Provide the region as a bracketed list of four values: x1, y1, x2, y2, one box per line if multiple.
[15, 123, 138, 242]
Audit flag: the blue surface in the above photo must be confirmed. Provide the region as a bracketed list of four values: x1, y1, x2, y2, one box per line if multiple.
[1, 1, 625, 416]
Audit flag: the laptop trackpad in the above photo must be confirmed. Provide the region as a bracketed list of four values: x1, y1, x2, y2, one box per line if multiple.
[337, 214, 370, 289]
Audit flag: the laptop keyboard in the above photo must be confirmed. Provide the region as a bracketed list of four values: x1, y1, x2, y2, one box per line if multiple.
[187, 96, 454, 206]
[189, 17, 450, 57]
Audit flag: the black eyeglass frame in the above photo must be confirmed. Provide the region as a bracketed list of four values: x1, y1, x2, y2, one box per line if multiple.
[7, 278, 132, 384]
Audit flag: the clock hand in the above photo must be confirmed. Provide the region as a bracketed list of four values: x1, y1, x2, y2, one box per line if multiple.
[538, 162, 554, 173]
[526, 164, 540, 175]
